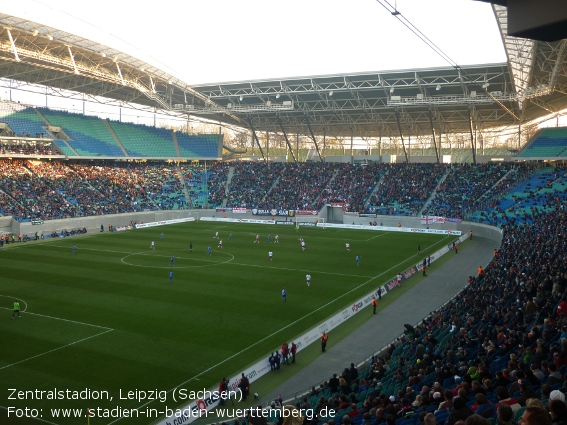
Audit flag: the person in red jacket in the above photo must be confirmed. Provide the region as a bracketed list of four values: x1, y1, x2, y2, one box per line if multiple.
[281, 343, 290, 365]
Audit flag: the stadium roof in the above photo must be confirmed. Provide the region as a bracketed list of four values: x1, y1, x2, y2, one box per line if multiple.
[0, 9, 566, 142]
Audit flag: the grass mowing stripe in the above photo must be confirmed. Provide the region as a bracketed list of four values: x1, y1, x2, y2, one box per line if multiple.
[0, 329, 113, 371]
[106, 236, 451, 424]
[0, 221, 457, 425]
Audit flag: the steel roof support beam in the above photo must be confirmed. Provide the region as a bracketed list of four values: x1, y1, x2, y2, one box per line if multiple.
[394, 109, 409, 163]
[468, 107, 477, 165]
[276, 115, 297, 162]
[115, 62, 125, 85]
[67, 46, 79, 75]
[303, 114, 324, 162]
[247, 117, 265, 162]
[548, 39, 567, 90]
[6, 29, 20, 62]
[529, 97, 558, 113]
[428, 109, 440, 163]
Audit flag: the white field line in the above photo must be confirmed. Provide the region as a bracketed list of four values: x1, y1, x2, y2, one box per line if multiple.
[0, 329, 113, 371]
[0, 295, 28, 311]
[0, 307, 112, 330]
[107, 236, 450, 424]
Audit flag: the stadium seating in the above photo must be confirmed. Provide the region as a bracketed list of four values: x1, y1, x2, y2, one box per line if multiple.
[176, 133, 220, 158]
[53, 139, 78, 156]
[108, 121, 178, 157]
[0, 103, 48, 137]
[519, 127, 567, 157]
[38, 109, 125, 157]
[0, 160, 563, 225]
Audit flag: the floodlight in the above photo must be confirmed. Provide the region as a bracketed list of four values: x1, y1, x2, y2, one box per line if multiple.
[482, 83, 489, 89]
[47, 35, 53, 40]
[239, 96, 243, 101]
[390, 87, 395, 93]
[140, 67, 145, 72]
[276, 93, 280, 99]
[436, 84, 441, 91]
[101, 52, 106, 57]
[32, 30, 38, 36]
[329, 91, 333, 96]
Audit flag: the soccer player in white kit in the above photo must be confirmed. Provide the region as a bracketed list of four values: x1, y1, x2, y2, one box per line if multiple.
[215, 231, 219, 239]
[150, 241, 155, 250]
[218, 240, 223, 248]
[254, 234, 259, 243]
[301, 240, 306, 251]
[275, 235, 279, 243]
[346, 243, 350, 251]
[269, 251, 273, 261]
[397, 272, 402, 286]
[306, 274, 311, 286]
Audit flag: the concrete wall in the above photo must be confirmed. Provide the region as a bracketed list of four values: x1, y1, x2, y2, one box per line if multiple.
[0, 216, 13, 234]
[408, 155, 438, 163]
[14, 210, 197, 236]
[347, 215, 502, 245]
[5, 209, 502, 246]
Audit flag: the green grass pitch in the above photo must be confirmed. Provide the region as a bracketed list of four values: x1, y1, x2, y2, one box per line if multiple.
[0, 221, 455, 425]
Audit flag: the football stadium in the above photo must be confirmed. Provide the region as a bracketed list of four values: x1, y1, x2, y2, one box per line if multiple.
[1, 1, 567, 425]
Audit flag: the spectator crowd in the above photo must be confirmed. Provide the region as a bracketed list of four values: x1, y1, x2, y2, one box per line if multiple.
[0, 160, 565, 225]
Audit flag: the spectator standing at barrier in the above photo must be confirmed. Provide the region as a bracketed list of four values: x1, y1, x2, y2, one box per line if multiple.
[269, 352, 275, 371]
[291, 342, 297, 363]
[372, 297, 377, 314]
[238, 373, 250, 401]
[321, 332, 328, 352]
[218, 378, 229, 406]
[455, 244, 459, 254]
[350, 363, 359, 382]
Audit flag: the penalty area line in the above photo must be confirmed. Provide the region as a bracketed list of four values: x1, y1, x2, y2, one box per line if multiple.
[0, 308, 112, 330]
[0, 329, 113, 371]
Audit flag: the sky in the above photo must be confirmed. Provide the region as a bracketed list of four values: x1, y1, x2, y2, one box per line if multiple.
[2, 0, 507, 85]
